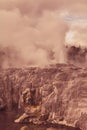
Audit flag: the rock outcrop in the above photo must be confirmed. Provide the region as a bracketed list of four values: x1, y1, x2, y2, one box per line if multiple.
[0, 64, 87, 130]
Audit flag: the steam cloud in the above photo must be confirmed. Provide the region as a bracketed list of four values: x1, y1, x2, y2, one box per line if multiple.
[0, 0, 87, 68]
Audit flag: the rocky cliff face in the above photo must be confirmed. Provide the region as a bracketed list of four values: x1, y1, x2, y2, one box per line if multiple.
[0, 64, 87, 130]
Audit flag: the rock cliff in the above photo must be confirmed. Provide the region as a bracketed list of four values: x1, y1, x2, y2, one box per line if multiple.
[0, 64, 87, 130]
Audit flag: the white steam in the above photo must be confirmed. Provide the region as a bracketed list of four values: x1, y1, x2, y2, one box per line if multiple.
[0, 1, 68, 68]
[0, 0, 87, 68]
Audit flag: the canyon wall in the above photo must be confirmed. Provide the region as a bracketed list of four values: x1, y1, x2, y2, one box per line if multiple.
[0, 64, 87, 130]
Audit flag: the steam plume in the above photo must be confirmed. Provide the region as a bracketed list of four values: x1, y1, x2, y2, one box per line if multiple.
[0, 0, 87, 68]
[0, 1, 69, 68]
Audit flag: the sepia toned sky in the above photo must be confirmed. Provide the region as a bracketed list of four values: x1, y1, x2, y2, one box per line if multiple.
[0, 0, 87, 67]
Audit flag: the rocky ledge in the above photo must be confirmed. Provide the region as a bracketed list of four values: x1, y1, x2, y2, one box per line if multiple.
[0, 64, 87, 130]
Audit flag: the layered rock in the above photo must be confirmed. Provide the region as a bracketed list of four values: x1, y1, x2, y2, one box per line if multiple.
[0, 64, 87, 130]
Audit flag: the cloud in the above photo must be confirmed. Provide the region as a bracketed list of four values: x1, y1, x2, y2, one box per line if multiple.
[66, 21, 87, 48]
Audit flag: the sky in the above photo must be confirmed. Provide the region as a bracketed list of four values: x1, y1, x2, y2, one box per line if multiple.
[0, 0, 87, 68]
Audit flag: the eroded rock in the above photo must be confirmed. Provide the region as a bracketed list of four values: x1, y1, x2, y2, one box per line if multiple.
[0, 64, 87, 130]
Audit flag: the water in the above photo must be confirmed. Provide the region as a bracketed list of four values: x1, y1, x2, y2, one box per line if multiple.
[0, 111, 79, 130]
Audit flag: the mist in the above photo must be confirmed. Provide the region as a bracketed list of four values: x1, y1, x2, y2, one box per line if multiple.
[0, 0, 87, 68]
